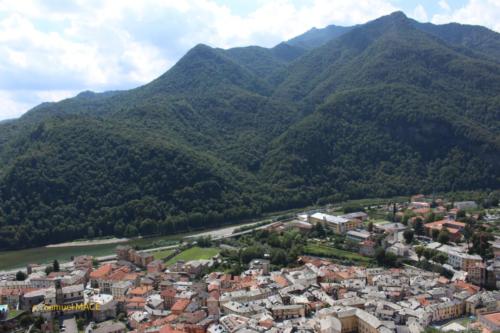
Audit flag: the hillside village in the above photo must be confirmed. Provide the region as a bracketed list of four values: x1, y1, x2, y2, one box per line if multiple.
[1, 193, 500, 333]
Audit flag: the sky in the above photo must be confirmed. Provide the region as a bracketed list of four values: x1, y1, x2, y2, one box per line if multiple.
[0, 0, 499, 120]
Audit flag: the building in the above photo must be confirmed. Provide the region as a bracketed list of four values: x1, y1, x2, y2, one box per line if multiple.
[89, 294, 117, 322]
[346, 230, 371, 243]
[308, 213, 361, 234]
[359, 240, 376, 257]
[111, 281, 132, 299]
[454, 201, 478, 211]
[431, 300, 464, 322]
[249, 259, 270, 275]
[424, 219, 465, 242]
[271, 304, 305, 320]
[341, 212, 369, 221]
[479, 311, 500, 331]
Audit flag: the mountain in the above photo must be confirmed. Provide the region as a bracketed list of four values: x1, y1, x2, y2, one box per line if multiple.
[0, 12, 499, 249]
[286, 24, 353, 50]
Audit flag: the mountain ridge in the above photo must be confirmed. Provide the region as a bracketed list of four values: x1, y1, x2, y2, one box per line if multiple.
[0, 11, 499, 249]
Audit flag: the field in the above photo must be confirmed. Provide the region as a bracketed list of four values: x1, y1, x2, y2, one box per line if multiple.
[165, 247, 220, 265]
[304, 243, 374, 264]
[151, 249, 175, 260]
[6, 310, 24, 320]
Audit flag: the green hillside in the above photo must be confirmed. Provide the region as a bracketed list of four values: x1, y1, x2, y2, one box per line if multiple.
[0, 12, 499, 250]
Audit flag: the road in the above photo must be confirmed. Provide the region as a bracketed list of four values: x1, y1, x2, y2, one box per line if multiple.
[185, 219, 273, 239]
[62, 317, 78, 333]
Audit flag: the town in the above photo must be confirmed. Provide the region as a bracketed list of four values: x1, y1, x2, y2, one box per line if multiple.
[1, 193, 500, 333]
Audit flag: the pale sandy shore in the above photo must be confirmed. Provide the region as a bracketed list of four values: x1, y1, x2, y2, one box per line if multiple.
[45, 237, 129, 248]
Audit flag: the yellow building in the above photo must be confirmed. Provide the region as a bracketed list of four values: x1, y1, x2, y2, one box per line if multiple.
[432, 300, 464, 322]
[308, 213, 361, 234]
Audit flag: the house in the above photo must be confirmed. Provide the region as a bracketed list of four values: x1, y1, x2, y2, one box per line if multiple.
[346, 230, 371, 243]
[360, 240, 376, 257]
[171, 298, 190, 315]
[479, 311, 500, 331]
[249, 259, 270, 275]
[424, 219, 465, 241]
[454, 201, 478, 211]
[147, 260, 165, 273]
[89, 294, 117, 322]
[271, 304, 305, 320]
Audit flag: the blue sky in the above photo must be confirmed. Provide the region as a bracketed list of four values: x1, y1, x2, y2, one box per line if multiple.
[0, 0, 498, 120]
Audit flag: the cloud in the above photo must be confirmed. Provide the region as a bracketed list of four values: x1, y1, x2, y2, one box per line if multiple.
[0, 0, 401, 120]
[438, 0, 451, 11]
[411, 4, 428, 22]
[432, 0, 500, 32]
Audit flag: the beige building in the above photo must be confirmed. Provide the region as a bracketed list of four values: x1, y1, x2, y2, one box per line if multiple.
[431, 300, 464, 322]
[271, 304, 305, 320]
[308, 213, 361, 234]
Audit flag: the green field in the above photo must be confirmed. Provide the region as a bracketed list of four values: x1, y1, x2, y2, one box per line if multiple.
[304, 243, 373, 264]
[6, 310, 24, 320]
[0, 234, 185, 271]
[166, 247, 219, 265]
[152, 249, 175, 260]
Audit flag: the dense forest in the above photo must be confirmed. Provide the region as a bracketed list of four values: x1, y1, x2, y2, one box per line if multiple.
[0, 12, 499, 249]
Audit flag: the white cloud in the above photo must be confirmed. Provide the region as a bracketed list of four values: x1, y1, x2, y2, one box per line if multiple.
[411, 4, 428, 22]
[438, 0, 451, 11]
[432, 0, 500, 32]
[0, 0, 402, 120]
[3, 0, 500, 121]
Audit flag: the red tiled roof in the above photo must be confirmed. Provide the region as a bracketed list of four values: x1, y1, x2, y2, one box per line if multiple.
[171, 299, 190, 312]
[90, 263, 113, 279]
[128, 286, 153, 296]
[482, 312, 500, 326]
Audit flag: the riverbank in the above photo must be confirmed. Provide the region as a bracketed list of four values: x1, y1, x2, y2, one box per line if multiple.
[45, 237, 129, 248]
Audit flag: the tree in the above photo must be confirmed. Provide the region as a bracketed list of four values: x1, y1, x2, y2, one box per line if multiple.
[431, 228, 440, 240]
[375, 247, 398, 267]
[53, 259, 60, 272]
[16, 270, 27, 281]
[314, 222, 326, 238]
[415, 245, 425, 263]
[438, 229, 450, 244]
[77, 318, 86, 331]
[367, 221, 374, 232]
[423, 248, 435, 261]
[271, 248, 288, 266]
[403, 229, 414, 244]
[414, 218, 424, 235]
[434, 252, 448, 265]
[425, 212, 436, 223]
[45, 265, 54, 275]
[87, 226, 95, 239]
[463, 224, 473, 250]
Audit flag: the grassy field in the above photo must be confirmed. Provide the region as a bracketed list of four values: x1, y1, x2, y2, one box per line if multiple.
[166, 247, 219, 265]
[6, 310, 24, 320]
[152, 249, 175, 260]
[304, 243, 374, 264]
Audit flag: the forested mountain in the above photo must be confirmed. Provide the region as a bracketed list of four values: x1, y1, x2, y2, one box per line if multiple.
[0, 12, 499, 249]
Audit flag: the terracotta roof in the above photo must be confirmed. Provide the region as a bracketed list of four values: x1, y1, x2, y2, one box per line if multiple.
[272, 275, 289, 287]
[90, 263, 113, 279]
[161, 288, 177, 298]
[128, 286, 153, 296]
[482, 312, 500, 326]
[159, 325, 185, 333]
[171, 299, 190, 312]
